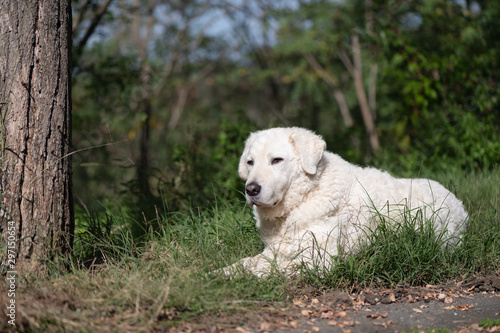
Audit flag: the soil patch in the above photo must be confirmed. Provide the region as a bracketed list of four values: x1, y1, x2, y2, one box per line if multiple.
[169, 275, 500, 333]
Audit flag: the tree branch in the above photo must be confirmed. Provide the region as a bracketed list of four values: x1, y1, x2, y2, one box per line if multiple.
[168, 63, 216, 130]
[351, 34, 379, 153]
[338, 50, 354, 78]
[305, 53, 353, 127]
[74, 0, 114, 57]
[72, 0, 91, 33]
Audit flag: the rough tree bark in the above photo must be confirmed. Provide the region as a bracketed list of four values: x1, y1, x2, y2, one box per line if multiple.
[0, 0, 74, 271]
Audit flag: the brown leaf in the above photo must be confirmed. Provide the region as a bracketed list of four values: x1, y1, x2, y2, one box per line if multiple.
[260, 322, 272, 331]
[312, 326, 320, 332]
[301, 309, 315, 318]
[321, 310, 347, 319]
[336, 311, 347, 318]
[293, 299, 306, 307]
[373, 320, 393, 328]
[321, 311, 335, 319]
[412, 308, 423, 314]
[444, 305, 455, 310]
[338, 319, 359, 328]
[457, 304, 474, 311]
[366, 312, 388, 319]
[327, 320, 338, 326]
[318, 306, 335, 313]
[235, 327, 251, 333]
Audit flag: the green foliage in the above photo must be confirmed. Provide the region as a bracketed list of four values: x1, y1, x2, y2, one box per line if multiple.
[479, 318, 500, 328]
[404, 329, 452, 333]
[378, 0, 500, 170]
[162, 114, 258, 209]
[70, 0, 499, 227]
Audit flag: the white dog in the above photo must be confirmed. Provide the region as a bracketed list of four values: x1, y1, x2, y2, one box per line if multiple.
[222, 127, 468, 277]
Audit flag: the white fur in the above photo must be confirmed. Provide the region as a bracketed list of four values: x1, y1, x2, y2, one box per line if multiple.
[223, 127, 468, 277]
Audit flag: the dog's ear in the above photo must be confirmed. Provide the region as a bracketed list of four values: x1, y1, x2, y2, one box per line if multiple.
[238, 133, 255, 180]
[290, 128, 326, 175]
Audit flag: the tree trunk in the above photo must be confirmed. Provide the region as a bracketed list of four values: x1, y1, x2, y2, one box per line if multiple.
[351, 34, 379, 153]
[0, 0, 74, 271]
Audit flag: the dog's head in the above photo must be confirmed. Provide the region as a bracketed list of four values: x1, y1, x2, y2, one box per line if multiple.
[238, 127, 326, 207]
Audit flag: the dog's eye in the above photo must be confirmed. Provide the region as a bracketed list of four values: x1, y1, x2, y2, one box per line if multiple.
[247, 160, 254, 166]
[271, 157, 284, 165]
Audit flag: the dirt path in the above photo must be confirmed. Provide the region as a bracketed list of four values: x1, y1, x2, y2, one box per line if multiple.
[272, 291, 499, 333]
[174, 275, 500, 333]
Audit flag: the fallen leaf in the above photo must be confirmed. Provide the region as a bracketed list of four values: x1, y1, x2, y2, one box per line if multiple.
[366, 312, 388, 319]
[438, 293, 447, 300]
[412, 308, 423, 314]
[311, 298, 320, 305]
[236, 327, 251, 333]
[301, 309, 315, 318]
[444, 297, 453, 304]
[444, 305, 455, 310]
[338, 319, 359, 328]
[337, 311, 347, 318]
[469, 323, 481, 331]
[457, 304, 474, 311]
[260, 322, 272, 331]
[321, 311, 335, 319]
[321, 310, 347, 319]
[373, 320, 393, 328]
[294, 299, 307, 307]
[318, 306, 334, 313]
[327, 320, 338, 326]
[312, 326, 320, 331]
[289, 320, 299, 329]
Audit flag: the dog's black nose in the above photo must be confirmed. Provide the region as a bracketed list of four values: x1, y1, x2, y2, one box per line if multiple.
[246, 182, 261, 197]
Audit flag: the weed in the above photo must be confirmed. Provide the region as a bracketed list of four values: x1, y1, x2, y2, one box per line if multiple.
[479, 318, 500, 328]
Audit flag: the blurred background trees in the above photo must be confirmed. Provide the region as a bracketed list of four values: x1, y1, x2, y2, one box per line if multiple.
[71, 0, 499, 218]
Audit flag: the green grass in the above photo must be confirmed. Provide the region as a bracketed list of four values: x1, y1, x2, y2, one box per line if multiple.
[2, 167, 499, 332]
[480, 318, 500, 328]
[404, 329, 453, 333]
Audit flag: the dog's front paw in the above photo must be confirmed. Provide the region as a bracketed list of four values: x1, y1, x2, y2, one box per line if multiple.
[208, 261, 246, 279]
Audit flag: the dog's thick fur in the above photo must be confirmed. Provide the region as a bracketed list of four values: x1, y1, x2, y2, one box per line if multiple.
[222, 127, 468, 277]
